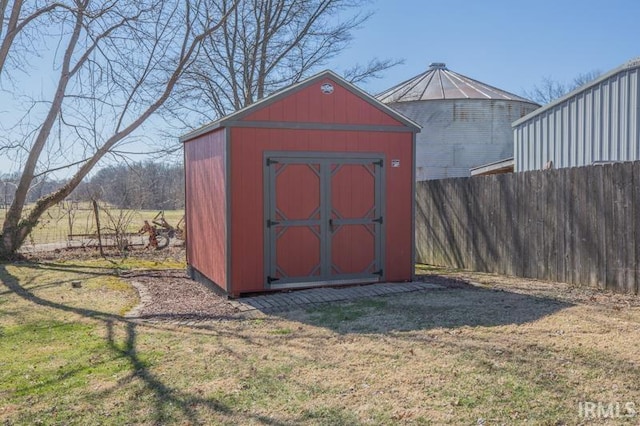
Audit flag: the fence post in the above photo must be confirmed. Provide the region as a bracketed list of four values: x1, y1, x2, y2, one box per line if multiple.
[92, 199, 104, 257]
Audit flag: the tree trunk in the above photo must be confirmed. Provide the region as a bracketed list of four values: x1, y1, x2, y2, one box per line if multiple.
[0, 1, 237, 259]
[0, 3, 84, 259]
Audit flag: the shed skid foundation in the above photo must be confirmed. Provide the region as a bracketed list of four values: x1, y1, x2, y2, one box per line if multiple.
[188, 266, 231, 299]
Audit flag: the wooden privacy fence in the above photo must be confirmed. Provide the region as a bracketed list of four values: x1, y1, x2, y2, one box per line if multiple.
[416, 161, 640, 294]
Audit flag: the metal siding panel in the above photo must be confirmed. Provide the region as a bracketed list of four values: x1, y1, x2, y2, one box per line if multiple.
[535, 117, 542, 169]
[546, 112, 554, 168]
[593, 85, 602, 162]
[517, 64, 640, 169]
[520, 125, 527, 170]
[577, 93, 585, 165]
[528, 119, 539, 170]
[612, 75, 620, 160]
[633, 70, 640, 158]
[529, 120, 535, 171]
[621, 71, 630, 160]
[569, 98, 577, 167]
[541, 113, 548, 166]
[560, 104, 568, 168]
[514, 127, 522, 171]
[519, 126, 525, 171]
[628, 70, 637, 159]
[584, 90, 595, 164]
[600, 82, 608, 161]
[601, 81, 607, 160]
[547, 109, 555, 170]
[552, 110, 560, 168]
[528, 121, 535, 170]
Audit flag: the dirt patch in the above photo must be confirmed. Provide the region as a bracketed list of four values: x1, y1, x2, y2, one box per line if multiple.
[23, 245, 187, 264]
[121, 269, 239, 320]
[416, 264, 640, 309]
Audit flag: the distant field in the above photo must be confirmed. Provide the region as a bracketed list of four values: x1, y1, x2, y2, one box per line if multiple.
[0, 203, 184, 246]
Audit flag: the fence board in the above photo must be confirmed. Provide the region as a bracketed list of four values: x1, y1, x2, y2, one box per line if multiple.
[555, 168, 567, 284]
[416, 161, 640, 294]
[634, 162, 640, 294]
[544, 168, 558, 282]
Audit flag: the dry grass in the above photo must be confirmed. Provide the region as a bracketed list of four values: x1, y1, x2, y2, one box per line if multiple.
[1, 256, 640, 424]
[0, 203, 184, 245]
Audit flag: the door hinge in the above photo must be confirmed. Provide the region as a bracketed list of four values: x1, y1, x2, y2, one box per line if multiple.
[267, 276, 280, 284]
[373, 269, 383, 276]
[374, 159, 383, 167]
[266, 219, 280, 228]
[372, 216, 383, 224]
[266, 158, 279, 166]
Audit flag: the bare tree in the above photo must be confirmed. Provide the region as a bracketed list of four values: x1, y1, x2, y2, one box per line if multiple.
[0, 1, 64, 77]
[0, 0, 237, 257]
[87, 161, 185, 210]
[571, 70, 601, 89]
[523, 70, 601, 105]
[101, 204, 136, 255]
[176, 0, 402, 120]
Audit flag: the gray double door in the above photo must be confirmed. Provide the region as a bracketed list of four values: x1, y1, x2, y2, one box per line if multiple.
[264, 153, 384, 288]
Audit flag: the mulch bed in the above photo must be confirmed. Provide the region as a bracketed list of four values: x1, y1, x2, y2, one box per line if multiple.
[121, 269, 240, 321]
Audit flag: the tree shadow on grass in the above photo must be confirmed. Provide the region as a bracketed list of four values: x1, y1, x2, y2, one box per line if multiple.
[0, 263, 289, 425]
[277, 274, 574, 335]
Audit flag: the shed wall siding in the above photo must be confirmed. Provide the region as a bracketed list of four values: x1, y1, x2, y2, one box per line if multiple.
[242, 78, 405, 127]
[229, 127, 413, 295]
[184, 129, 227, 289]
[515, 67, 640, 171]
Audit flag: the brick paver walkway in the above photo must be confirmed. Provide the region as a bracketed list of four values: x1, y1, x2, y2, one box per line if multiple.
[228, 281, 442, 314]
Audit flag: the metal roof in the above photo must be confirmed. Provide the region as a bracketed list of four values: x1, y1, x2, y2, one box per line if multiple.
[470, 157, 514, 177]
[377, 62, 535, 103]
[513, 56, 640, 127]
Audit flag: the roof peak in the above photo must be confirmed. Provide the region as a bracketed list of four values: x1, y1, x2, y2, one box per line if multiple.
[376, 63, 538, 104]
[180, 69, 421, 142]
[429, 62, 447, 70]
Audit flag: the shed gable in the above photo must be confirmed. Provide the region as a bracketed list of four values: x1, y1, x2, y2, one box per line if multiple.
[240, 77, 406, 127]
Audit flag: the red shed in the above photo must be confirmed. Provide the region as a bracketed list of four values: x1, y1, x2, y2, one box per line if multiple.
[181, 70, 420, 297]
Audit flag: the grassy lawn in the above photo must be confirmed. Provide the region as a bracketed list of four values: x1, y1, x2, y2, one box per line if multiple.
[2, 259, 640, 424]
[0, 204, 184, 245]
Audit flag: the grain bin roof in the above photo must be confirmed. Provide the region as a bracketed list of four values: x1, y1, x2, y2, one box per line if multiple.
[377, 62, 535, 103]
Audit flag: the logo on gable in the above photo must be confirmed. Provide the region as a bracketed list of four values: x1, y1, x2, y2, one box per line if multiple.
[320, 83, 334, 94]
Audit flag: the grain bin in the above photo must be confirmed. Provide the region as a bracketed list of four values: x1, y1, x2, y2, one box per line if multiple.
[377, 63, 539, 180]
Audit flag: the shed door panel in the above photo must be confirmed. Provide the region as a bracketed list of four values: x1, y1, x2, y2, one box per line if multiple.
[330, 163, 380, 276]
[271, 163, 322, 282]
[265, 154, 383, 288]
